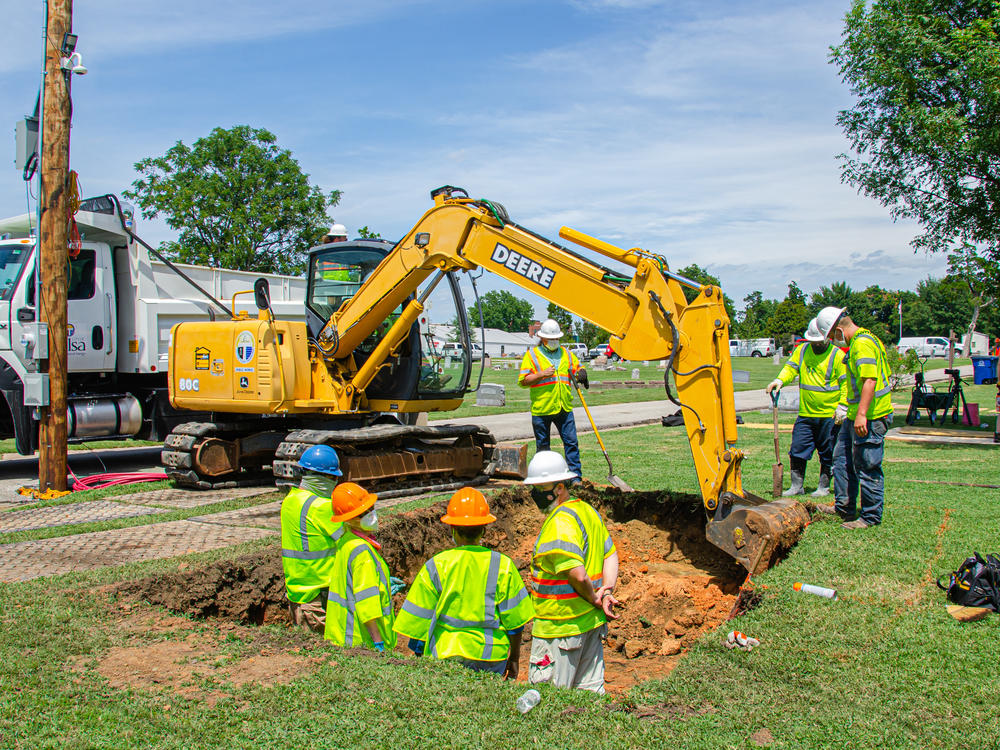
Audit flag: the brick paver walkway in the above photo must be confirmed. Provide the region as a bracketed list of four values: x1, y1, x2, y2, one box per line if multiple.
[0, 501, 171, 533]
[108, 486, 277, 508]
[190, 501, 282, 530]
[0, 520, 276, 583]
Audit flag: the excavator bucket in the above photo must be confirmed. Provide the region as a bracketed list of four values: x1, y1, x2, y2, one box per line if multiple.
[705, 493, 810, 574]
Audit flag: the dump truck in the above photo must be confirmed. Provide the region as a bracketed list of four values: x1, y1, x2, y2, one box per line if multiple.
[164, 187, 809, 572]
[0, 195, 305, 455]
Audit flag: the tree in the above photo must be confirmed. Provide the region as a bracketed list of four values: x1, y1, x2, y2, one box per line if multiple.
[467, 290, 534, 332]
[766, 283, 811, 349]
[810, 281, 854, 314]
[675, 264, 737, 327]
[578, 320, 610, 349]
[907, 276, 973, 338]
[947, 245, 998, 355]
[546, 302, 575, 340]
[831, 1, 1000, 267]
[124, 125, 340, 274]
[738, 291, 779, 339]
[357, 226, 382, 239]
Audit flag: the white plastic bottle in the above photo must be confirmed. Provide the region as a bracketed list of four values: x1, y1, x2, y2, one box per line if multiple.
[516, 689, 541, 714]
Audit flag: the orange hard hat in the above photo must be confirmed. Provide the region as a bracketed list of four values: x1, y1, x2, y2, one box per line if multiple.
[441, 487, 496, 526]
[331, 482, 377, 521]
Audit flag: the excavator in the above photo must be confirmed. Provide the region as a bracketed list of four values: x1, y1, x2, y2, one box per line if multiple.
[163, 186, 808, 572]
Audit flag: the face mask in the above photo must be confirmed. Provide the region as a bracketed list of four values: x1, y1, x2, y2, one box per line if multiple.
[832, 328, 846, 345]
[358, 508, 378, 532]
[543, 341, 559, 352]
[530, 485, 557, 511]
[300, 473, 338, 498]
[810, 341, 828, 355]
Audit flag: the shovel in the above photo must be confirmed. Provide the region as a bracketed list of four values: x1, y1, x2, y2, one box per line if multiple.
[771, 390, 783, 498]
[571, 374, 633, 492]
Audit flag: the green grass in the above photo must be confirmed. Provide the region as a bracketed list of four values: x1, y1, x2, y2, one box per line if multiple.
[0, 438, 161, 454]
[1, 390, 999, 748]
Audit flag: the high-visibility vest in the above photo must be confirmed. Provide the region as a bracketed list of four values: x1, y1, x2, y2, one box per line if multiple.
[393, 546, 534, 662]
[845, 328, 893, 420]
[280, 487, 344, 604]
[518, 345, 581, 416]
[530, 499, 616, 639]
[324, 534, 397, 648]
[776, 343, 848, 418]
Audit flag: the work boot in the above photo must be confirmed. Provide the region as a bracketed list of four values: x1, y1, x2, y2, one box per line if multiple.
[811, 466, 831, 497]
[782, 458, 806, 497]
[841, 519, 871, 530]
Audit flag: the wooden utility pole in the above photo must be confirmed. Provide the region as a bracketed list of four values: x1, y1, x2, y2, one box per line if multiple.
[38, 0, 73, 491]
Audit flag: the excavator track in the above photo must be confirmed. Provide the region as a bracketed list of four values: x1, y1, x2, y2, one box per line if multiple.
[272, 423, 497, 497]
[162, 420, 499, 493]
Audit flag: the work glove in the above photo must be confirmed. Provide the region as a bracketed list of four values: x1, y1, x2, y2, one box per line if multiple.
[372, 641, 385, 653]
[576, 369, 589, 389]
[724, 630, 760, 651]
[765, 378, 783, 395]
[390, 576, 407, 596]
[834, 403, 848, 425]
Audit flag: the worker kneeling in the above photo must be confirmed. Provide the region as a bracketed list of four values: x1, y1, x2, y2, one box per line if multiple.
[394, 488, 534, 677]
[280, 444, 344, 634]
[524, 451, 619, 694]
[324, 483, 396, 652]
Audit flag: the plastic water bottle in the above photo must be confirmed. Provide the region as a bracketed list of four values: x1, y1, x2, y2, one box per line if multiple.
[516, 689, 541, 714]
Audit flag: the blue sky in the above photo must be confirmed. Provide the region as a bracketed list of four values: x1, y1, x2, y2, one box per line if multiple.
[1, 0, 948, 324]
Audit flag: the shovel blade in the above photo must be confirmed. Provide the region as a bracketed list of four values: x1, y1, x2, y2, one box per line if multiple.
[772, 463, 784, 498]
[608, 474, 633, 492]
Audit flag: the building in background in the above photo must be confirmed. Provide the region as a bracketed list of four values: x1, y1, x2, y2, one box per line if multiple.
[429, 325, 535, 357]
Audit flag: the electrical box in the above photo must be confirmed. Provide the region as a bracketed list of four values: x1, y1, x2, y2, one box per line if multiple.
[15, 116, 39, 173]
[23, 373, 49, 406]
[20, 322, 48, 360]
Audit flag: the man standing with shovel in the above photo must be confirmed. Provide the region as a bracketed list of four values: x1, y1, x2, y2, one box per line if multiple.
[765, 315, 848, 497]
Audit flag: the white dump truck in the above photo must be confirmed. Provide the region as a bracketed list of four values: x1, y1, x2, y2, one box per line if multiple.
[0, 195, 305, 455]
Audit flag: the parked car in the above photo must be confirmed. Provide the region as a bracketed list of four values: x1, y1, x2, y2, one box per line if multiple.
[729, 338, 776, 357]
[588, 343, 620, 361]
[897, 336, 949, 358]
[440, 342, 484, 361]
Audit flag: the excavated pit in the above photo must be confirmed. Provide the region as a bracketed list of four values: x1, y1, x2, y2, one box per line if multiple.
[119, 486, 747, 690]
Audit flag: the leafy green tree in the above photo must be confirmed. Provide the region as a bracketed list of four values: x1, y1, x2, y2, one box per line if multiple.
[125, 125, 340, 274]
[810, 281, 854, 314]
[357, 226, 382, 240]
[947, 245, 998, 355]
[766, 283, 811, 349]
[907, 276, 974, 340]
[467, 290, 534, 332]
[675, 264, 737, 328]
[578, 320, 610, 349]
[831, 0, 1000, 267]
[738, 291, 779, 339]
[546, 302, 576, 340]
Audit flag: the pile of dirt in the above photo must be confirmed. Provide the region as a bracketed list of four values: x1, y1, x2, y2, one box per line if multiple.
[118, 485, 748, 690]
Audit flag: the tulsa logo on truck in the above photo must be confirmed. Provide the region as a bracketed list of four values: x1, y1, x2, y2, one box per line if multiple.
[490, 243, 556, 289]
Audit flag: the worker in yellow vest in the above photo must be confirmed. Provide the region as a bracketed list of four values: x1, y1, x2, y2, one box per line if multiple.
[523, 451, 618, 693]
[765, 316, 848, 497]
[280, 444, 344, 634]
[393, 487, 534, 677]
[817, 308, 894, 529]
[324, 482, 397, 651]
[518, 319, 588, 482]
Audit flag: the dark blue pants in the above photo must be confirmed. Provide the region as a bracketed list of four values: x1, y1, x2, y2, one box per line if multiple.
[789, 416, 836, 468]
[531, 410, 582, 480]
[832, 416, 892, 525]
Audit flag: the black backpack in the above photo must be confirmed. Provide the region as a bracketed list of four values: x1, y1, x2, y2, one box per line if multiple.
[937, 553, 1000, 611]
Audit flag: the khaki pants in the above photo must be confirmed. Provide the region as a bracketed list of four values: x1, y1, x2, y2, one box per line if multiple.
[528, 624, 606, 694]
[288, 597, 326, 635]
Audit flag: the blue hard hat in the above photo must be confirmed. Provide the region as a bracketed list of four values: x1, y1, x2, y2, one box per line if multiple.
[297, 444, 342, 476]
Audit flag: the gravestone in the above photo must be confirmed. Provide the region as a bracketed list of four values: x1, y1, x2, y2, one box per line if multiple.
[476, 383, 505, 407]
[631, 368, 640, 379]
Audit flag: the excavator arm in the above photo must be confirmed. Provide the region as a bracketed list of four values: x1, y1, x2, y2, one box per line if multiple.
[317, 186, 808, 571]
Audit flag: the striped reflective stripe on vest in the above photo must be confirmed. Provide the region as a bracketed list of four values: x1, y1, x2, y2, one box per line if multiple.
[281, 491, 342, 561]
[421, 552, 504, 659]
[531, 574, 603, 599]
[527, 346, 572, 388]
[846, 333, 892, 404]
[329, 541, 390, 646]
[531, 503, 606, 599]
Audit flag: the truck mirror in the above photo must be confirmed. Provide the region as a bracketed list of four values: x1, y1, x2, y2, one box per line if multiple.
[253, 277, 271, 311]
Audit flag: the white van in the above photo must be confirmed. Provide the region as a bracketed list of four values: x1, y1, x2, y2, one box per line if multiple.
[565, 343, 588, 359]
[440, 342, 483, 361]
[897, 336, 949, 357]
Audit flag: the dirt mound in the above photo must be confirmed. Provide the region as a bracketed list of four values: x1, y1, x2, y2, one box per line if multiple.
[118, 484, 750, 690]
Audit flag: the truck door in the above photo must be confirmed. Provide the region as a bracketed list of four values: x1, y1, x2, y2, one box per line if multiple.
[66, 247, 115, 372]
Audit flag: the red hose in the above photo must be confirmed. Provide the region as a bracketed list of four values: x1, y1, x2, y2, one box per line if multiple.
[70, 471, 168, 492]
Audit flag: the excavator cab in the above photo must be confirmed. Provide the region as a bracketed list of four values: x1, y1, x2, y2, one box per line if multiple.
[305, 241, 476, 402]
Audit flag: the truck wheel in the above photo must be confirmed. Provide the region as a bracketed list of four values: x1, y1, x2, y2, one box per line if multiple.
[752, 351, 762, 358]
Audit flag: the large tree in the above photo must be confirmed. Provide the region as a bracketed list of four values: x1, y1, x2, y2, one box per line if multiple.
[947, 245, 998, 355]
[831, 0, 1000, 265]
[468, 290, 534, 332]
[545, 302, 576, 340]
[766, 283, 811, 349]
[737, 291, 779, 339]
[125, 125, 340, 274]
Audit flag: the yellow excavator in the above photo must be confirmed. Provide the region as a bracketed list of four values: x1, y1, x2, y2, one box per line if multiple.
[164, 186, 808, 572]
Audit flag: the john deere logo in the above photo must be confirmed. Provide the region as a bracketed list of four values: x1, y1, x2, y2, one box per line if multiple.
[235, 331, 256, 364]
[239, 376, 249, 389]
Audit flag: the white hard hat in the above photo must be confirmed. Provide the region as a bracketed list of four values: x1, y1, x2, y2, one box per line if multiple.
[804, 317, 825, 342]
[327, 223, 348, 238]
[523, 450, 577, 485]
[815, 306, 846, 339]
[538, 319, 563, 339]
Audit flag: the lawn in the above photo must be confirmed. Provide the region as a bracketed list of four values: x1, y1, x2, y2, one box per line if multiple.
[0, 382, 997, 748]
